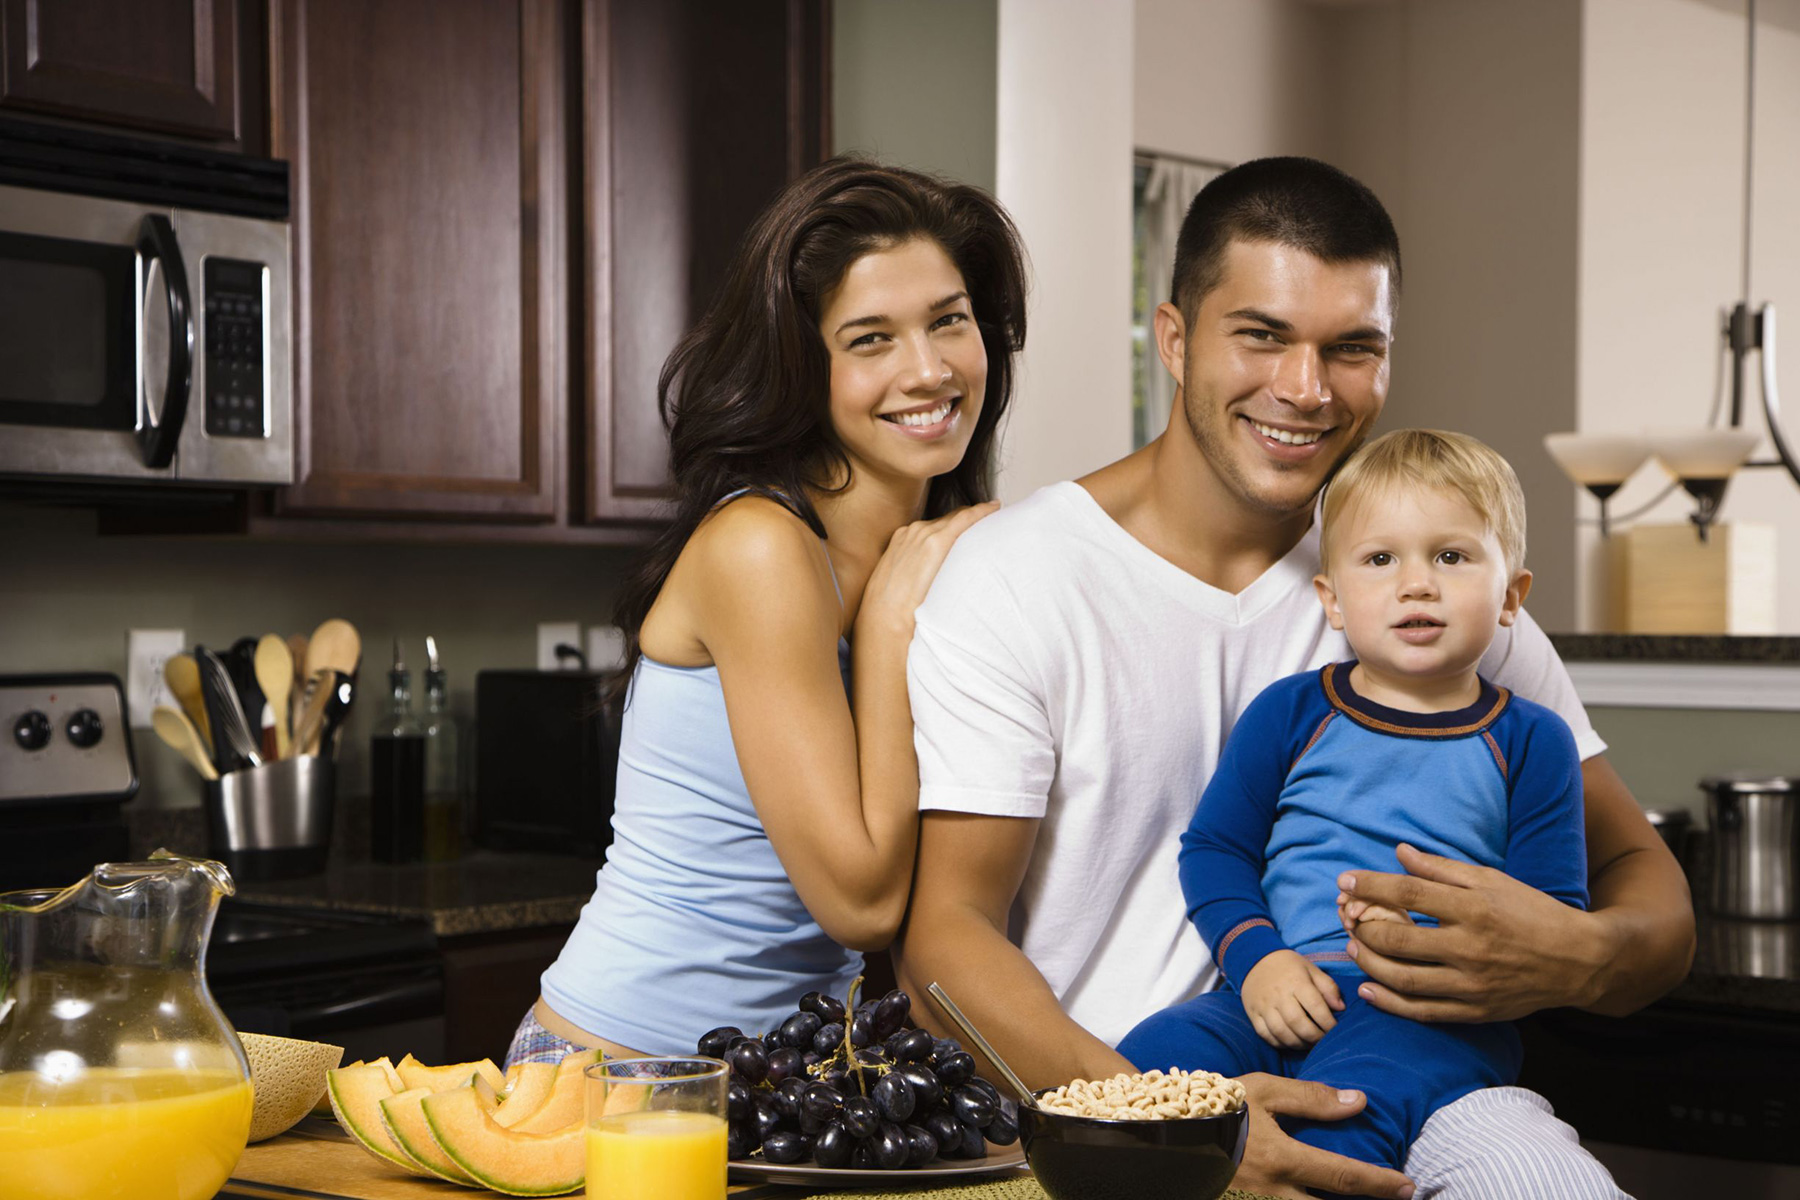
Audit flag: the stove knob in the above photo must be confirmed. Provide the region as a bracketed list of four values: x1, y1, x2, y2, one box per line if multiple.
[65, 708, 104, 749]
[13, 710, 52, 751]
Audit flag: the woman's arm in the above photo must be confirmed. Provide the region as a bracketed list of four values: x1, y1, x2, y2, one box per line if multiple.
[1340, 755, 1695, 1020]
[687, 499, 991, 952]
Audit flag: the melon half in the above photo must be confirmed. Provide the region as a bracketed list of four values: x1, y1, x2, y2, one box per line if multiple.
[422, 1084, 585, 1196]
[238, 1032, 344, 1142]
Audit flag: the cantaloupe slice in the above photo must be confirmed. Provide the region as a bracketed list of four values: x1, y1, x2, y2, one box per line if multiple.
[397, 1054, 506, 1096]
[380, 1086, 480, 1185]
[326, 1064, 431, 1176]
[422, 1084, 584, 1197]
[508, 1049, 602, 1135]
[314, 1059, 364, 1115]
[493, 1062, 557, 1129]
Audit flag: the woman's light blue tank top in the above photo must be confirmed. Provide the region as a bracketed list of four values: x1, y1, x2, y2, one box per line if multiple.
[540, 509, 862, 1053]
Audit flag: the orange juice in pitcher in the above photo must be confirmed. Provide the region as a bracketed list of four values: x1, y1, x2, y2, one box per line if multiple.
[0, 1068, 253, 1200]
[0, 854, 254, 1200]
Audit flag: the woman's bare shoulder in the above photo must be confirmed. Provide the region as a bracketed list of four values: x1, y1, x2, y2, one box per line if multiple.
[674, 495, 838, 623]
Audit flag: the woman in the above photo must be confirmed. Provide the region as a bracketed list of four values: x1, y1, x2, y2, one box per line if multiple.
[506, 159, 1029, 1064]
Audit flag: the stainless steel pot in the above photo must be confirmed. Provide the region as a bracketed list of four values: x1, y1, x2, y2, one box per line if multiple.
[1704, 774, 1800, 920]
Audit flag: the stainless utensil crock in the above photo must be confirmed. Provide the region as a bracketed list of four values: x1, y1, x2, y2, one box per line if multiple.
[1704, 775, 1800, 920]
[203, 754, 335, 881]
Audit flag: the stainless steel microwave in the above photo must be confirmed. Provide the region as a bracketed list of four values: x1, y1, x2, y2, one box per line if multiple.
[0, 119, 292, 486]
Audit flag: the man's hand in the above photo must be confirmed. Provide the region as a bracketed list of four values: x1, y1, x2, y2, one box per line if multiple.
[1339, 843, 1606, 1022]
[1230, 1074, 1415, 1200]
[1240, 950, 1344, 1049]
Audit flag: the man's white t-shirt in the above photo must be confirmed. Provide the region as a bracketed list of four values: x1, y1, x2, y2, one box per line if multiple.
[908, 481, 1606, 1048]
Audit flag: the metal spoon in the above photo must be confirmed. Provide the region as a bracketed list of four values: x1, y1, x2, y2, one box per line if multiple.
[927, 982, 1039, 1109]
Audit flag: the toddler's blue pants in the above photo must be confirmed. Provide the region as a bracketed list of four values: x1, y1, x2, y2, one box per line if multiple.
[1116, 974, 1521, 1194]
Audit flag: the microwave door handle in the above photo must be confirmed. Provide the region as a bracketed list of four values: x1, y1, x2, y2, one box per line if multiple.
[136, 213, 193, 470]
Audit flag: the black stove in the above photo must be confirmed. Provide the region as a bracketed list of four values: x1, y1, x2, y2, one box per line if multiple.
[207, 899, 446, 1063]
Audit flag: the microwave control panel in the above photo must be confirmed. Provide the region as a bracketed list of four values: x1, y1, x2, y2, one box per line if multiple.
[203, 256, 268, 439]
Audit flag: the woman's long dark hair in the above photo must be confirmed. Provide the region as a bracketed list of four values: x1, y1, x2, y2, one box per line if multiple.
[610, 158, 1029, 698]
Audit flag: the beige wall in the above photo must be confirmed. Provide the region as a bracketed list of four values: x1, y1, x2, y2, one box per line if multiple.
[0, 503, 632, 809]
[1340, 0, 1585, 631]
[993, 0, 1136, 501]
[832, 0, 998, 192]
[1133, 0, 1335, 164]
[1577, 0, 1800, 632]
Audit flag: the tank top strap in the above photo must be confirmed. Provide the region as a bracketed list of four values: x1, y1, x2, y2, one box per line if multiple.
[712, 488, 846, 619]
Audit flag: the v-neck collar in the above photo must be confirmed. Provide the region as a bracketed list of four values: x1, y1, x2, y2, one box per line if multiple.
[1059, 481, 1322, 626]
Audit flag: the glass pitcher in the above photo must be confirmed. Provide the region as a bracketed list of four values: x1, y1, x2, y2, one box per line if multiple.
[0, 849, 253, 1200]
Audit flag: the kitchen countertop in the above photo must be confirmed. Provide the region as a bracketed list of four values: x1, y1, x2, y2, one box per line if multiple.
[232, 850, 599, 937]
[1549, 633, 1800, 662]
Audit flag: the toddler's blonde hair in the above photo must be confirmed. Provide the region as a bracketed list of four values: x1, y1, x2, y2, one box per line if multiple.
[1320, 429, 1527, 577]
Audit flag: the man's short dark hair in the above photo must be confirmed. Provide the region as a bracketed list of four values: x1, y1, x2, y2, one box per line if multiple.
[1170, 157, 1401, 320]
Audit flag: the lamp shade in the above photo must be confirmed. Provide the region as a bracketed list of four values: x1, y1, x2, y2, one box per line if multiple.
[1543, 433, 1653, 487]
[1645, 429, 1760, 480]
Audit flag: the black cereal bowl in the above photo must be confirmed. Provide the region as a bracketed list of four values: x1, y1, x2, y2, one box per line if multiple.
[1017, 1090, 1249, 1200]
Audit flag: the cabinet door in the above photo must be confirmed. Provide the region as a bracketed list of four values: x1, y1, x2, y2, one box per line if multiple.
[0, 0, 262, 150]
[271, 0, 564, 521]
[578, 0, 828, 523]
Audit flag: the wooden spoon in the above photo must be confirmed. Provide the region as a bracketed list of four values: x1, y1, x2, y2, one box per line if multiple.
[305, 618, 361, 683]
[151, 705, 220, 782]
[254, 634, 295, 759]
[163, 652, 212, 749]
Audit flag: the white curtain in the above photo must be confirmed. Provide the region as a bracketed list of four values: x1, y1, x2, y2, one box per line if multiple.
[1137, 154, 1227, 446]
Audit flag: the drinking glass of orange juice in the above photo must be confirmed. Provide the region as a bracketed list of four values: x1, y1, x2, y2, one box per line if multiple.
[585, 1057, 729, 1200]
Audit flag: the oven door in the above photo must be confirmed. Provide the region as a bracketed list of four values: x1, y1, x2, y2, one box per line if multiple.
[208, 902, 447, 1065]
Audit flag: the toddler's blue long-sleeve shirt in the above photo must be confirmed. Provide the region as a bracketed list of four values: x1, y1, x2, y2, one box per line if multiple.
[1181, 661, 1589, 990]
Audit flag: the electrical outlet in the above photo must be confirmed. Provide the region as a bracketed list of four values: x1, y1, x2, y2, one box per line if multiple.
[537, 621, 582, 671]
[586, 624, 626, 673]
[126, 628, 186, 727]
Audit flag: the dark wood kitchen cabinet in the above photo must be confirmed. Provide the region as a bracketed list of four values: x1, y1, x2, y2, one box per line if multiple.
[257, 0, 827, 533]
[0, 0, 267, 153]
[269, 0, 566, 522]
[440, 924, 572, 1064]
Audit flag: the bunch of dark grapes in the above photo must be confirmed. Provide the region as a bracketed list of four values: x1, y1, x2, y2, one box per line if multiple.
[696, 982, 1018, 1170]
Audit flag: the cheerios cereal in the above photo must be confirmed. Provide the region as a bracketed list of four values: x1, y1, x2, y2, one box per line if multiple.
[1037, 1068, 1246, 1121]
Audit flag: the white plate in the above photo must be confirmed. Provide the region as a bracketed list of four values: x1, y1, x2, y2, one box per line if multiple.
[729, 1142, 1028, 1188]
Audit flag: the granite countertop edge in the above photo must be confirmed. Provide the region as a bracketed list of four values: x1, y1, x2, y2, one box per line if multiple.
[1548, 633, 1800, 663]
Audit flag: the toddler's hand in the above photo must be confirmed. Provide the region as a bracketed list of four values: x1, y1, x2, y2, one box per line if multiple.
[1240, 949, 1344, 1049]
[1337, 891, 1416, 931]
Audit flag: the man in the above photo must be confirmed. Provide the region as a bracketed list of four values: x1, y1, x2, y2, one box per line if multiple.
[893, 158, 1693, 1200]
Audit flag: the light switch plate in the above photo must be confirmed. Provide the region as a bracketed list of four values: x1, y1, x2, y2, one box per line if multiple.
[126, 628, 186, 727]
[537, 621, 582, 671]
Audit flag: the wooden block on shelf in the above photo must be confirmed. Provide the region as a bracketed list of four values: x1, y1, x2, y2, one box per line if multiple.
[1606, 522, 1776, 634]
